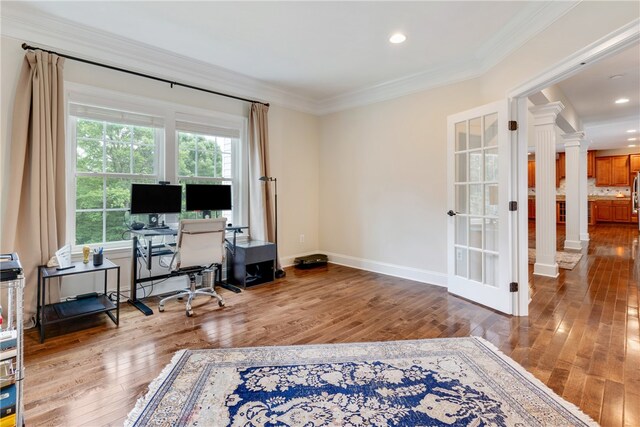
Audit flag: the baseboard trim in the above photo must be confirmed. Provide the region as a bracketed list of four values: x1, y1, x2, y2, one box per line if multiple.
[321, 252, 448, 288]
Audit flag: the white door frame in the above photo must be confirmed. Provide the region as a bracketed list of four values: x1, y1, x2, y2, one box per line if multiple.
[508, 20, 639, 316]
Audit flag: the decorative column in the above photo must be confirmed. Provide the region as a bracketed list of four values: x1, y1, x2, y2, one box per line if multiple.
[530, 102, 564, 278]
[579, 142, 590, 243]
[562, 132, 584, 251]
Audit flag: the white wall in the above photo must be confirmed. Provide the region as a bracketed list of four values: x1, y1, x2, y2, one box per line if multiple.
[319, 78, 483, 284]
[318, 1, 639, 283]
[0, 34, 320, 298]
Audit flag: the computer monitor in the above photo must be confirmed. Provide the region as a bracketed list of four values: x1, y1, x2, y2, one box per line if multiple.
[185, 184, 232, 212]
[130, 183, 182, 215]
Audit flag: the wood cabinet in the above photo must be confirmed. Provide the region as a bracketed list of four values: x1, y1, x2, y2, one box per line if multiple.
[587, 150, 595, 177]
[528, 198, 535, 219]
[527, 161, 535, 188]
[611, 156, 629, 186]
[594, 200, 612, 222]
[595, 157, 612, 186]
[594, 199, 632, 223]
[595, 155, 630, 186]
[612, 200, 631, 222]
[557, 152, 565, 179]
[556, 200, 566, 223]
[629, 153, 640, 173]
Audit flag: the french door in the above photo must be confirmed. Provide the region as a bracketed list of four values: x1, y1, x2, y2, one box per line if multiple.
[447, 100, 513, 314]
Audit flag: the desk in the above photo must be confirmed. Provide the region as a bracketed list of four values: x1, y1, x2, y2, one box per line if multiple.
[226, 240, 276, 288]
[37, 260, 120, 343]
[129, 226, 247, 315]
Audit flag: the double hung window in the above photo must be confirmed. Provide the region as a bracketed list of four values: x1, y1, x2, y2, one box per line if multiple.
[67, 90, 247, 248]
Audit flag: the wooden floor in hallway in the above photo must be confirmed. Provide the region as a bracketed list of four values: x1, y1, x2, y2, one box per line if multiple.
[22, 223, 639, 426]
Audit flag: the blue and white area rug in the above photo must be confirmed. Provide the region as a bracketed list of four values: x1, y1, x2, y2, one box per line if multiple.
[126, 337, 597, 426]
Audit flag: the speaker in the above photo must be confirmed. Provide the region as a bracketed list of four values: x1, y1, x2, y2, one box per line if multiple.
[148, 214, 159, 227]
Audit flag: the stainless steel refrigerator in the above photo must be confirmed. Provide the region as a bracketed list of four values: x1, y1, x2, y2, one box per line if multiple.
[634, 171, 640, 230]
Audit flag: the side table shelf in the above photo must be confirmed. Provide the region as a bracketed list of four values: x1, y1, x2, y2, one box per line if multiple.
[37, 260, 120, 343]
[0, 252, 25, 427]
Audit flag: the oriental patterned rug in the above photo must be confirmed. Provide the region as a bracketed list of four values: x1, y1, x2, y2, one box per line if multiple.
[126, 337, 596, 426]
[528, 248, 583, 270]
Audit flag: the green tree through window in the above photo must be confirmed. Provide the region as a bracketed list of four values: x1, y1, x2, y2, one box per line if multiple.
[74, 118, 157, 245]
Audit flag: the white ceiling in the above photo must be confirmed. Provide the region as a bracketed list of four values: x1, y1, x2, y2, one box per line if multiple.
[1, 1, 578, 113]
[3, 0, 636, 146]
[557, 43, 640, 150]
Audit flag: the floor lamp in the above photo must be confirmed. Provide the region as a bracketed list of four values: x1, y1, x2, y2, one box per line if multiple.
[259, 176, 286, 278]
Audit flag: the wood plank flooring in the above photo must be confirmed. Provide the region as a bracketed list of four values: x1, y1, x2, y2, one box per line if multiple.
[23, 222, 639, 426]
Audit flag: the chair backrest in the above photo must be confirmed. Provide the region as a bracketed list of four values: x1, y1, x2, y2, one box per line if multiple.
[173, 217, 227, 271]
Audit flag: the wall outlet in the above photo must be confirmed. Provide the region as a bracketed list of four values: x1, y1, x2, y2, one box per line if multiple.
[299, 234, 305, 244]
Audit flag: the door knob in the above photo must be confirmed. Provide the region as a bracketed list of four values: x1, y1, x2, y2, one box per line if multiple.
[447, 210, 457, 217]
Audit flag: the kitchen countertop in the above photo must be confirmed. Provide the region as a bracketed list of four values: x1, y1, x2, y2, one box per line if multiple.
[529, 195, 631, 201]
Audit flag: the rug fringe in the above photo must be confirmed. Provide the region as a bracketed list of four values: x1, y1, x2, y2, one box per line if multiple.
[124, 349, 188, 427]
[470, 336, 598, 427]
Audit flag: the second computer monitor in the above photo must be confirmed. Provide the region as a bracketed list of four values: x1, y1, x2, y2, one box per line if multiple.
[185, 184, 232, 212]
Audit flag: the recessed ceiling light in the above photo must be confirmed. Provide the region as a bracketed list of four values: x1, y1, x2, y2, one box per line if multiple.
[608, 74, 624, 80]
[627, 129, 637, 133]
[628, 137, 637, 141]
[615, 98, 630, 104]
[629, 144, 637, 148]
[389, 33, 407, 44]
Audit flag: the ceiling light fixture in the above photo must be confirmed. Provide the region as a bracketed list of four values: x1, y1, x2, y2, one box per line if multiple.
[627, 129, 637, 133]
[629, 144, 637, 148]
[389, 33, 407, 44]
[628, 137, 637, 141]
[615, 98, 630, 104]
[608, 74, 624, 80]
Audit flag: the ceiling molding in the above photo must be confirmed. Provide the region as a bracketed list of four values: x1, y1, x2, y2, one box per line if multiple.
[0, 6, 321, 114]
[475, 1, 579, 70]
[0, 2, 588, 116]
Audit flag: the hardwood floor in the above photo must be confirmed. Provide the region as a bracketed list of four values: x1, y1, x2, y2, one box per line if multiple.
[23, 223, 639, 426]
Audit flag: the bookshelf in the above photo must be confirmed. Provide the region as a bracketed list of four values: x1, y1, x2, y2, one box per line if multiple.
[0, 253, 24, 427]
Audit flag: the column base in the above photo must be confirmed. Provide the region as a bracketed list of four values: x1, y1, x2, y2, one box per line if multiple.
[580, 233, 590, 242]
[563, 240, 582, 251]
[533, 262, 559, 278]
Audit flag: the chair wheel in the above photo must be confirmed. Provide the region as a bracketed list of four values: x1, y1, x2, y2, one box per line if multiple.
[159, 305, 165, 312]
[186, 309, 193, 317]
[218, 300, 225, 307]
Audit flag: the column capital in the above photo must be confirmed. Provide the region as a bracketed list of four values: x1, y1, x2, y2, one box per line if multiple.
[562, 131, 585, 148]
[529, 102, 565, 126]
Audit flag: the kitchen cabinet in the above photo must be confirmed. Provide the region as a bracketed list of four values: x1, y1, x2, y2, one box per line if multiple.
[557, 152, 565, 179]
[594, 199, 632, 223]
[595, 157, 612, 186]
[611, 156, 629, 186]
[629, 153, 640, 173]
[595, 155, 630, 186]
[587, 151, 595, 177]
[556, 200, 566, 223]
[612, 200, 631, 222]
[528, 198, 535, 219]
[528, 161, 535, 188]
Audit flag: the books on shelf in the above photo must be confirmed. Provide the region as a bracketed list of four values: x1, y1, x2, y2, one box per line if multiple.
[0, 414, 15, 427]
[0, 330, 16, 351]
[0, 349, 15, 363]
[0, 384, 16, 417]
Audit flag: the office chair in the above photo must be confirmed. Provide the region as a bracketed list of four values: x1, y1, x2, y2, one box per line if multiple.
[158, 218, 226, 317]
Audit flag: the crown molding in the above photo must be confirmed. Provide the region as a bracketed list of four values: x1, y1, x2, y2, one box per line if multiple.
[0, 5, 321, 114]
[0, 2, 587, 116]
[475, 1, 579, 70]
[314, 1, 580, 115]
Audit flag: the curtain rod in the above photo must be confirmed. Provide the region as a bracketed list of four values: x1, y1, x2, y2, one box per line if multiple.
[21, 43, 269, 107]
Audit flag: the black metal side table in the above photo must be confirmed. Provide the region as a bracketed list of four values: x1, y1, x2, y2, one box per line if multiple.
[37, 259, 120, 342]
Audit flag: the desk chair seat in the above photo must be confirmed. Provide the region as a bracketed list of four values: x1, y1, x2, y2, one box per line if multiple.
[158, 218, 226, 317]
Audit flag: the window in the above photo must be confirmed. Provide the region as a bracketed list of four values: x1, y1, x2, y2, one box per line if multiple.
[176, 121, 240, 221]
[67, 88, 247, 248]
